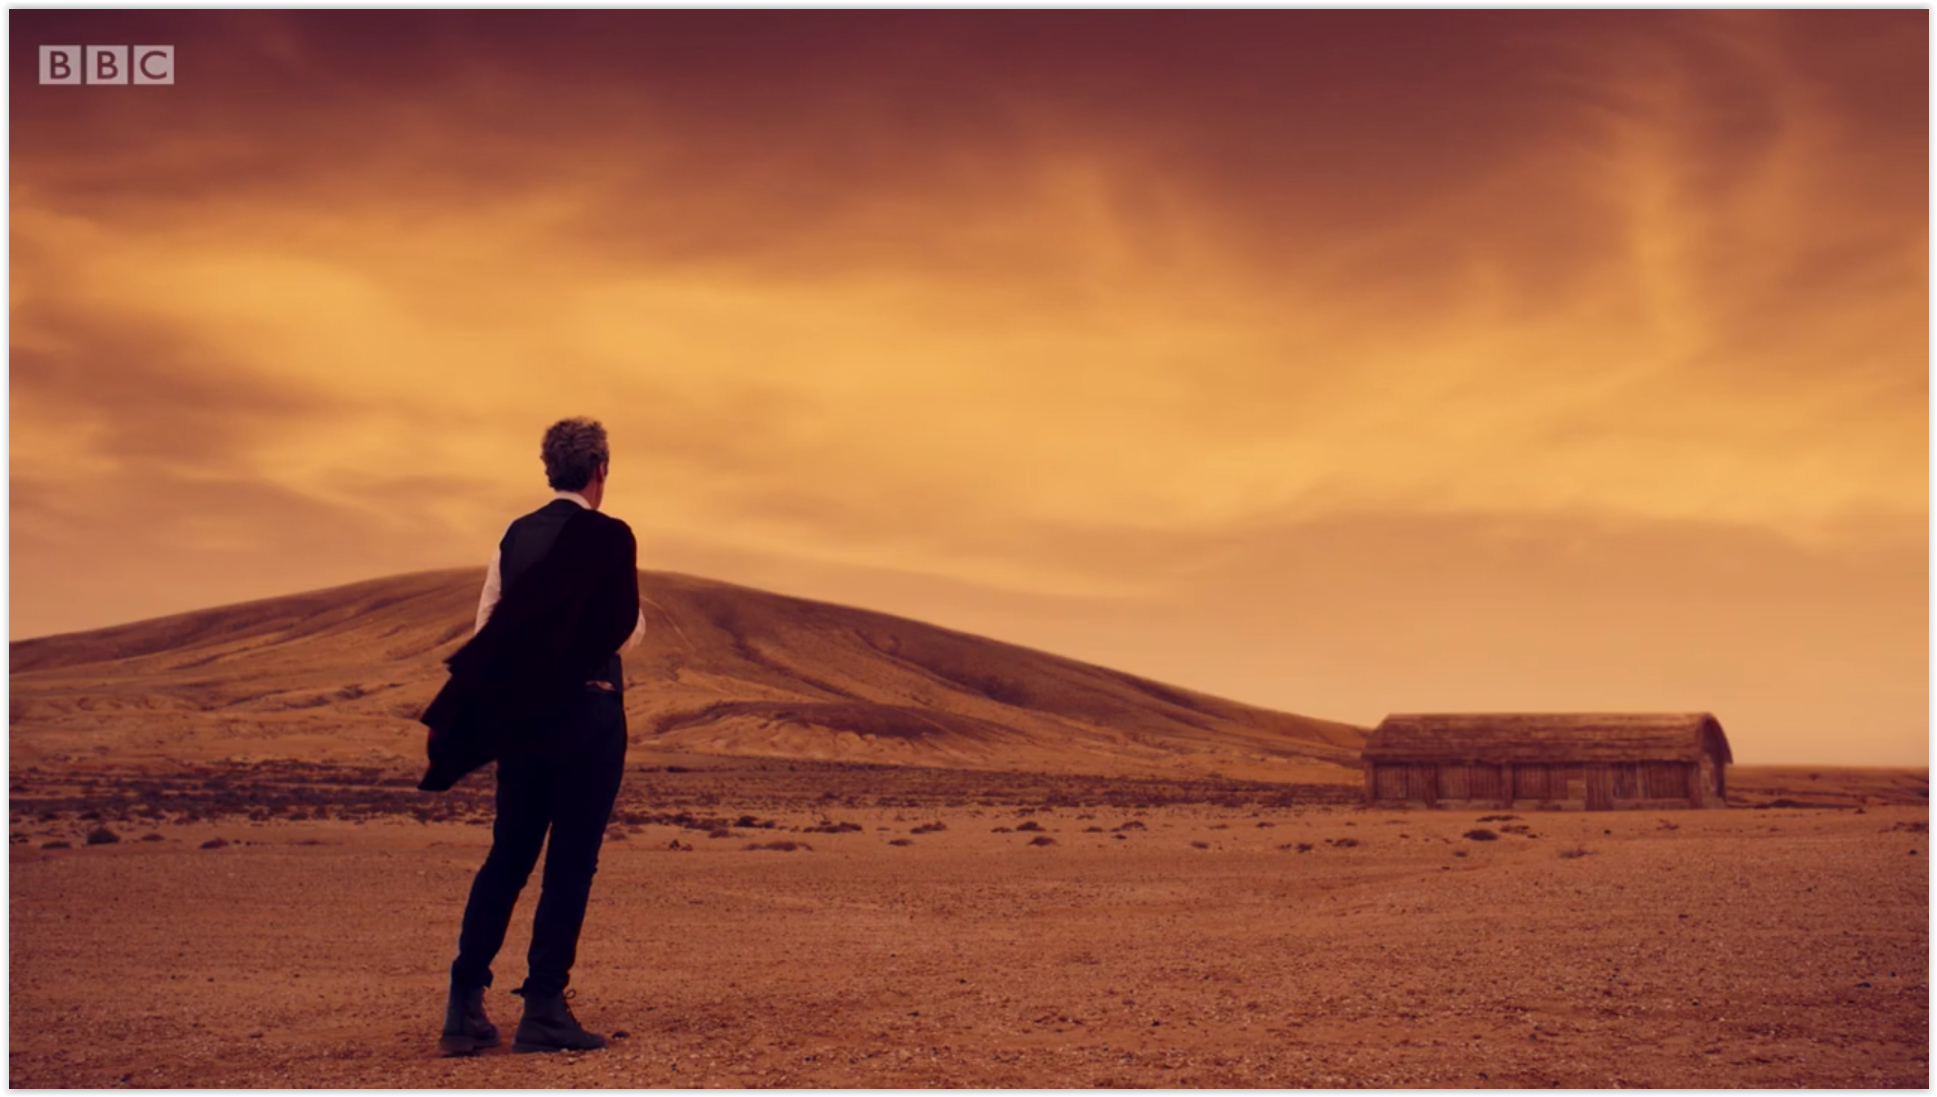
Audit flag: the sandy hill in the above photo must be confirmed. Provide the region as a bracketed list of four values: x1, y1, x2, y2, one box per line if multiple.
[10, 569, 1366, 780]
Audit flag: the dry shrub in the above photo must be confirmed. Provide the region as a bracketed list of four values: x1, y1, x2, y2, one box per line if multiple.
[140, 833, 164, 843]
[1476, 814, 1519, 823]
[888, 838, 914, 847]
[1558, 846, 1593, 859]
[1463, 829, 1499, 841]
[1083, 826, 1105, 833]
[200, 837, 230, 850]
[1189, 840, 1211, 850]
[1016, 821, 1045, 833]
[1326, 837, 1360, 848]
[41, 840, 70, 850]
[1115, 820, 1148, 832]
[744, 840, 811, 852]
[910, 822, 947, 834]
[706, 828, 733, 839]
[1027, 835, 1056, 847]
[990, 826, 1013, 833]
[85, 827, 120, 846]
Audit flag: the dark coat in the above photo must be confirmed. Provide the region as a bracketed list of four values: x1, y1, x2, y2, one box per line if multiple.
[418, 506, 639, 791]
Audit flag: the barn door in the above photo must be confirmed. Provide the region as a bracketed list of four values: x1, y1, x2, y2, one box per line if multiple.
[1584, 764, 1614, 811]
[1408, 765, 1438, 806]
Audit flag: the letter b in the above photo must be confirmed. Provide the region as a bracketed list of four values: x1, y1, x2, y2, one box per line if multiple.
[86, 46, 129, 85]
[39, 46, 81, 85]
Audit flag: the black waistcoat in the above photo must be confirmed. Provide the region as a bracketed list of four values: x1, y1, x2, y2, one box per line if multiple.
[500, 498, 625, 694]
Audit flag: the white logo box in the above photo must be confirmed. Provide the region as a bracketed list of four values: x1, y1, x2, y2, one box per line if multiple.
[39, 45, 174, 85]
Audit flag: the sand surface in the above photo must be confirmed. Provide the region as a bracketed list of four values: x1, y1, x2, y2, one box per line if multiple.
[9, 760, 1927, 1088]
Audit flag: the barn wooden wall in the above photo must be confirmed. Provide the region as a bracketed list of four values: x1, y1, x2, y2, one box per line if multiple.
[1365, 760, 1712, 809]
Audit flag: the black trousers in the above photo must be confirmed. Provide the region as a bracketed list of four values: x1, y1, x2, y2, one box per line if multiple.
[450, 686, 627, 998]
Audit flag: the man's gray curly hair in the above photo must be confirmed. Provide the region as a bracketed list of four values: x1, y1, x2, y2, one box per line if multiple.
[540, 417, 610, 491]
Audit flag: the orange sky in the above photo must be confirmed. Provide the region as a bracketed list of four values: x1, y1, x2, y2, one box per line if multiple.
[10, 11, 1928, 765]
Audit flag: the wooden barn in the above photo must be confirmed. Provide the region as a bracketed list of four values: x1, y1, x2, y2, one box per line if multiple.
[1362, 713, 1732, 810]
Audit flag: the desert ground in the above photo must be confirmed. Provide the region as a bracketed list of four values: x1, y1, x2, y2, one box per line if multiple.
[10, 575, 1929, 1085]
[9, 755, 1927, 1088]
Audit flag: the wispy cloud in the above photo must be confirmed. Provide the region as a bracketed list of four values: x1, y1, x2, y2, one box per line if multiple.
[10, 10, 1924, 762]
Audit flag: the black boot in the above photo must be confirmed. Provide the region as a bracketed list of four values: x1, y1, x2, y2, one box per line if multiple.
[439, 984, 500, 1057]
[511, 988, 609, 1053]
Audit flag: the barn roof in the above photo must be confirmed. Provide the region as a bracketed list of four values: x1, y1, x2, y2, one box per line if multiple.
[1363, 713, 1731, 765]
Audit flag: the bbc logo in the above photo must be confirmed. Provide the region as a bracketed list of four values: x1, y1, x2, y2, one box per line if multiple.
[39, 45, 174, 85]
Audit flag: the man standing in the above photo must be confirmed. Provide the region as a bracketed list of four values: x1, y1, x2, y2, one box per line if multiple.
[419, 417, 645, 1056]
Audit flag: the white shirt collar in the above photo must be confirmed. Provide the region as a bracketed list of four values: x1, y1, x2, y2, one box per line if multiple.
[553, 490, 592, 509]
